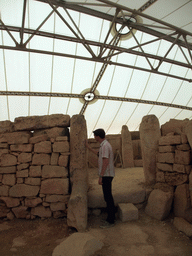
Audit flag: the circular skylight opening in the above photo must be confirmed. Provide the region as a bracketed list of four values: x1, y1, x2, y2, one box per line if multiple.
[79, 88, 100, 105]
[84, 92, 95, 102]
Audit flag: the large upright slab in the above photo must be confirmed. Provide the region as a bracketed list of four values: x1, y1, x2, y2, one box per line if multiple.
[67, 115, 88, 232]
[121, 125, 134, 168]
[139, 115, 161, 185]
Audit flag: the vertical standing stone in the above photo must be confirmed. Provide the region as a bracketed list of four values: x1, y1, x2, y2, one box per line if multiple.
[185, 120, 192, 149]
[139, 115, 161, 185]
[121, 125, 134, 168]
[67, 115, 88, 232]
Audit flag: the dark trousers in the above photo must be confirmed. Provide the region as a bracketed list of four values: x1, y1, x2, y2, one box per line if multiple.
[102, 177, 115, 223]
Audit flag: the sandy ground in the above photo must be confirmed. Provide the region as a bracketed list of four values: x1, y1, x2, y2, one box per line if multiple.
[0, 167, 192, 256]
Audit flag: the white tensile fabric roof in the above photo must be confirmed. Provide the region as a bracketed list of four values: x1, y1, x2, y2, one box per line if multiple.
[0, 0, 192, 137]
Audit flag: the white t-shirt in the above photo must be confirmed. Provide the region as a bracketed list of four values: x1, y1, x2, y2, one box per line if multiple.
[98, 139, 115, 177]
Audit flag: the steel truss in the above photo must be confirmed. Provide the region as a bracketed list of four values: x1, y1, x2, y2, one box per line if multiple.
[0, 0, 192, 114]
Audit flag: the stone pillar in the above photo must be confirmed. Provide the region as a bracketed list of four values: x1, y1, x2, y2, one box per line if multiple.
[185, 120, 192, 149]
[121, 125, 134, 168]
[67, 115, 88, 232]
[139, 115, 161, 185]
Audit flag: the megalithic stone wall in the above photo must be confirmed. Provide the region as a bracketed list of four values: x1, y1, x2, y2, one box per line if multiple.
[0, 114, 70, 220]
[67, 115, 88, 232]
[139, 115, 161, 185]
[121, 125, 134, 168]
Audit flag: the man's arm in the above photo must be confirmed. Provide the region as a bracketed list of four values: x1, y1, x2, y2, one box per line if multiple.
[98, 157, 109, 185]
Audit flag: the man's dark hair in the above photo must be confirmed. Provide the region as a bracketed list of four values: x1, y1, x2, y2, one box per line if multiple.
[93, 129, 105, 139]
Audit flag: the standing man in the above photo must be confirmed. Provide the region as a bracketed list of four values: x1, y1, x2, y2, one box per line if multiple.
[86, 128, 115, 228]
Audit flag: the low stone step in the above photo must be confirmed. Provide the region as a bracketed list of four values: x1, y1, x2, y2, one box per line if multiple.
[118, 203, 139, 222]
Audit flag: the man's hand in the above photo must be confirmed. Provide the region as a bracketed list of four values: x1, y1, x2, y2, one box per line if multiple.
[98, 177, 103, 185]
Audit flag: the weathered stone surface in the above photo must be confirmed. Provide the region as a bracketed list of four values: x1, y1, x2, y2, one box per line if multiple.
[52, 233, 104, 256]
[18, 153, 32, 163]
[161, 119, 189, 136]
[139, 115, 161, 185]
[0, 143, 8, 149]
[45, 195, 69, 203]
[121, 125, 134, 168]
[42, 165, 68, 178]
[0, 197, 20, 208]
[2, 174, 16, 186]
[53, 141, 69, 153]
[9, 184, 40, 197]
[29, 134, 49, 144]
[31, 205, 52, 218]
[175, 150, 191, 165]
[174, 184, 191, 219]
[67, 115, 88, 232]
[50, 202, 66, 211]
[0, 205, 9, 218]
[173, 217, 192, 238]
[185, 120, 192, 149]
[34, 141, 52, 153]
[56, 136, 68, 141]
[29, 165, 41, 177]
[0, 166, 16, 174]
[165, 172, 188, 186]
[157, 152, 175, 164]
[58, 155, 69, 167]
[132, 140, 142, 161]
[16, 169, 28, 178]
[25, 177, 41, 186]
[33, 127, 69, 140]
[25, 197, 42, 207]
[12, 206, 29, 219]
[159, 135, 181, 145]
[17, 163, 29, 171]
[173, 164, 186, 173]
[14, 114, 70, 131]
[189, 172, 192, 206]
[157, 163, 173, 172]
[159, 145, 175, 153]
[0, 120, 14, 134]
[0, 149, 9, 156]
[118, 203, 138, 222]
[40, 179, 68, 195]
[145, 189, 173, 220]
[51, 152, 59, 165]
[156, 170, 165, 183]
[0, 185, 9, 196]
[0, 131, 31, 144]
[154, 183, 174, 193]
[176, 144, 191, 151]
[0, 154, 17, 166]
[32, 153, 50, 165]
[10, 144, 33, 152]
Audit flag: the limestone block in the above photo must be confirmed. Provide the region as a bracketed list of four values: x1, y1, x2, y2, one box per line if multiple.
[42, 165, 68, 178]
[25, 177, 41, 186]
[56, 136, 68, 141]
[0, 174, 2, 182]
[185, 120, 192, 149]
[51, 152, 59, 165]
[16, 169, 28, 178]
[154, 183, 174, 193]
[0, 197, 20, 208]
[12, 206, 29, 218]
[0, 154, 17, 166]
[14, 114, 70, 131]
[10, 144, 33, 152]
[189, 172, 192, 206]
[0, 120, 14, 134]
[118, 203, 138, 222]
[33, 127, 69, 140]
[0, 149, 9, 156]
[2, 174, 16, 186]
[17, 163, 29, 171]
[157, 152, 174, 164]
[32, 153, 50, 165]
[139, 115, 161, 185]
[17, 178, 24, 184]
[9, 184, 40, 197]
[34, 141, 52, 153]
[174, 184, 191, 219]
[145, 189, 173, 220]
[165, 172, 188, 186]
[173, 164, 186, 173]
[29, 134, 49, 144]
[159, 145, 175, 153]
[0, 205, 9, 218]
[173, 217, 192, 238]
[25, 197, 42, 207]
[52, 233, 104, 256]
[181, 134, 188, 144]
[50, 202, 66, 211]
[40, 178, 68, 195]
[175, 150, 191, 165]
[134, 159, 143, 167]
[53, 141, 69, 153]
[157, 162, 173, 172]
[29, 165, 41, 177]
[159, 135, 181, 145]
[45, 195, 69, 203]
[121, 125, 134, 168]
[0, 185, 9, 196]
[58, 155, 69, 167]
[156, 170, 165, 183]
[161, 119, 189, 136]
[0, 143, 8, 149]
[0, 131, 31, 144]
[18, 153, 32, 163]
[31, 205, 52, 218]
[0, 166, 16, 174]
[176, 144, 191, 151]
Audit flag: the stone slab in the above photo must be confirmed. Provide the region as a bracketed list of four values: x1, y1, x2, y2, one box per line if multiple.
[118, 203, 139, 222]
